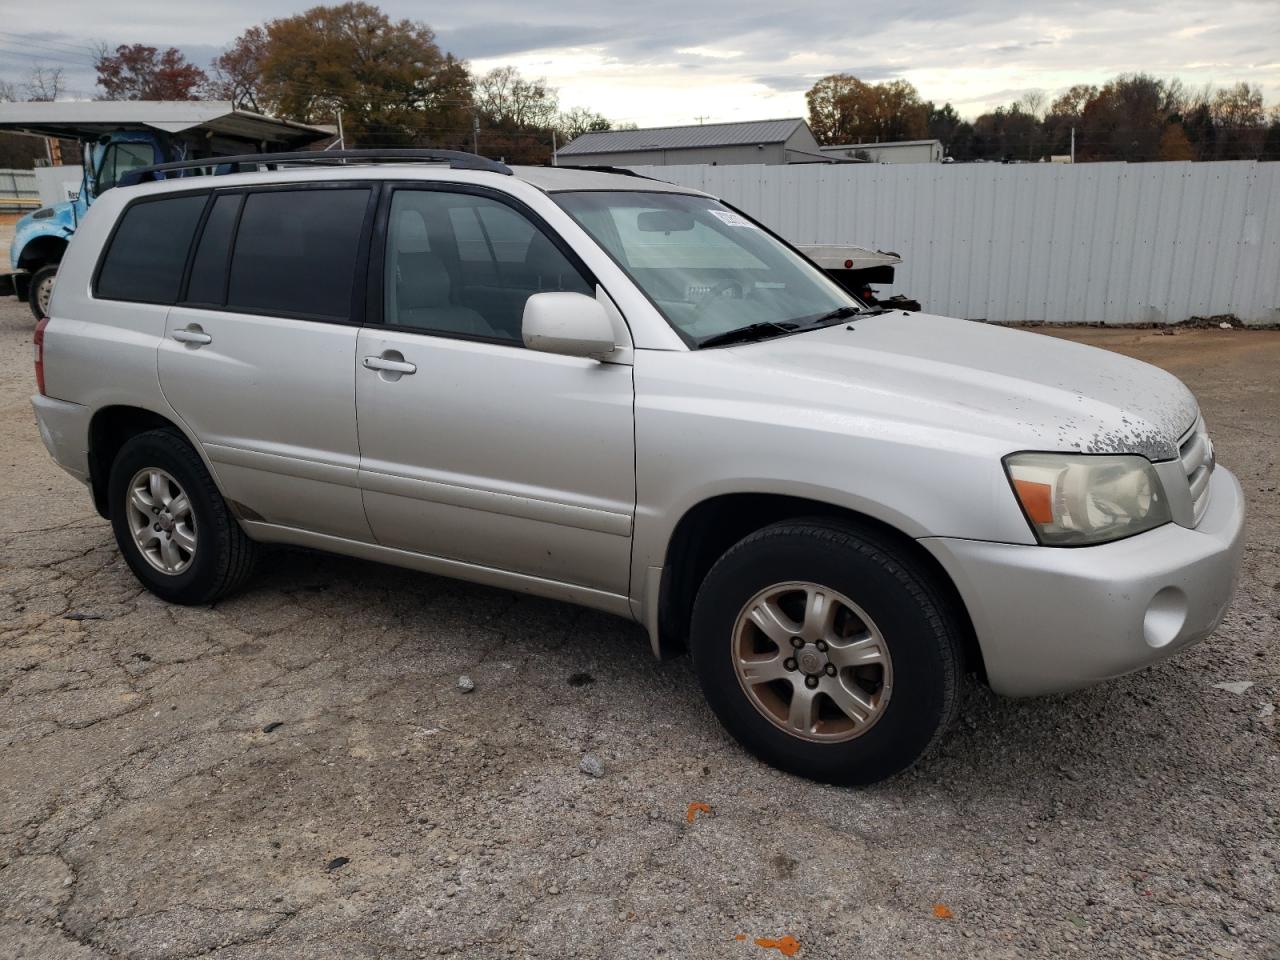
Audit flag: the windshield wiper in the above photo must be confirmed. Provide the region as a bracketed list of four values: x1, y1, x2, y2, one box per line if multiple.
[698, 320, 799, 349]
[795, 304, 885, 327]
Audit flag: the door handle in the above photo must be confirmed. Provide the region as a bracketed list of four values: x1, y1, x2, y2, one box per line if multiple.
[362, 355, 417, 375]
[172, 327, 212, 346]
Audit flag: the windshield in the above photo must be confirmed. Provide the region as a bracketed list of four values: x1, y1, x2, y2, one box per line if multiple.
[554, 191, 859, 346]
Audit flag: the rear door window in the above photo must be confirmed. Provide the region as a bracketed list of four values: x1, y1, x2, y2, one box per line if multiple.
[226, 188, 372, 321]
[95, 193, 207, 304]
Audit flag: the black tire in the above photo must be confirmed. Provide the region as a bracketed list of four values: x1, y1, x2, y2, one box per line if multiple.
[28, 264, 58, 320]
[108, 428, 257, 604]
[690, 520, 962, 786]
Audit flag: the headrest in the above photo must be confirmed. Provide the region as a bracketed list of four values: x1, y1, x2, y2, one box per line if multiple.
[395, 209, 431, 254]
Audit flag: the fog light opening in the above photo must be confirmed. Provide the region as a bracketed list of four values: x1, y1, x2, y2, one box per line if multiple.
[1143, 586, 1188, 649]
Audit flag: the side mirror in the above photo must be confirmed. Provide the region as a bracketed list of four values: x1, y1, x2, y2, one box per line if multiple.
[522, 292, 616, 360]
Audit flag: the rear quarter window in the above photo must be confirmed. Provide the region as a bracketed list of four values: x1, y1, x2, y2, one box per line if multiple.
[95, 194, 207, 304]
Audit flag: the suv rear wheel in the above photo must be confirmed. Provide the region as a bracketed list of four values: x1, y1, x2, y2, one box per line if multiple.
[690, 520, 961, 785]
[108, 429, 257, 604]
[28, 264, 58, 320]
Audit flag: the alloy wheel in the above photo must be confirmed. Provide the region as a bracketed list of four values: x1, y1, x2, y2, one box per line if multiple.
[125, 468, 197, 575]
[731, 581, 892, 742]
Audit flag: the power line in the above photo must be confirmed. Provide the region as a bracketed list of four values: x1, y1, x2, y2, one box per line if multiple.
[0, 31, 99, 56]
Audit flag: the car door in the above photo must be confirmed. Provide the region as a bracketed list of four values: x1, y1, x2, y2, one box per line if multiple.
[355, 184, 636, 595]
[159, 184, 378, 542]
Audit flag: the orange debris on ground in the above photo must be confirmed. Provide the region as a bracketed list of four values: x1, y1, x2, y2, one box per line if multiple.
[685, 801, 712, 823]
[754, 935, 801, 956]
[932, 903, 954, 919]
[734, 934, 747, 941]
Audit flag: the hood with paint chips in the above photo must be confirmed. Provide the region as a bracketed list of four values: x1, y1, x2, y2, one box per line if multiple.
[720, 312, 1198, 461]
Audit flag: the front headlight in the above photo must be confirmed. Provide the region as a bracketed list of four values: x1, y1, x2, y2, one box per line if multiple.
[1003, 452, 1172, 545]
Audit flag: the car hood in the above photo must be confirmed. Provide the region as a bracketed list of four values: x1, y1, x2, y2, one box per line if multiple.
[720, 312, 1198, 461]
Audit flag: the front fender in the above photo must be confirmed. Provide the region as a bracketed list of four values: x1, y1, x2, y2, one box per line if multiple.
[12, 206, 75, 271]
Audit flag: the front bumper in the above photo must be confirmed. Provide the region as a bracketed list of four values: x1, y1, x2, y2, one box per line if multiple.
[921, 467, 1246, 696]
[32, 394, 91, 485]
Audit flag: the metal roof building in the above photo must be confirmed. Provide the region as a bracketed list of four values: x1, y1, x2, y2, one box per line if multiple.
[0, 101, 333, 150]
[557, 118, 835, 167]
[819, 139, 944, 164]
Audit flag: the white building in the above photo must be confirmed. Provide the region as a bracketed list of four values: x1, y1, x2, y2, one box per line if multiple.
[558, 118, 842, 167]
[819, 139, 944, 164]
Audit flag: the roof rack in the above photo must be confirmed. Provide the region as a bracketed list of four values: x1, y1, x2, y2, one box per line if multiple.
[118, 148, 512, 187]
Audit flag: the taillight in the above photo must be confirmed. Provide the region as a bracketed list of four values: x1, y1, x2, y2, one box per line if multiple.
[33, 316, 49, 396]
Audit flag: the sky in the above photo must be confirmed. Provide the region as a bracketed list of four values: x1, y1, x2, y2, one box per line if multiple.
[1, 0, 1277, 127]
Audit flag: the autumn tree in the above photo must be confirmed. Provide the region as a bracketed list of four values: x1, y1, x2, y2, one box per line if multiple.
[207, 26, 267, 111]
[1041, 84, 1095, 156]
[1077, 74, 1192, 161]
[220, 3, 472, 148]
[806, 75, 928, 145]
[94, 44, 207, 100]
[1158, 125, 1195, 160]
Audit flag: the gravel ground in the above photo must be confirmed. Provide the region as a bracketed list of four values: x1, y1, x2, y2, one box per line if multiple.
[1, 297, 1277, 960]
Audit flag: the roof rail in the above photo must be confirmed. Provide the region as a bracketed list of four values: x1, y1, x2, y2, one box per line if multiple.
[118, 148, 512, 187]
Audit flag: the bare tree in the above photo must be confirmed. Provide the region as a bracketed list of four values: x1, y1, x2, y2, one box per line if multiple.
[23, 65, 65, 102]
[557, 106, 611, 142]
[0, 79, 16, 102]
[1015, 90, 1047, 120]
[206, 26, 267, 111]
[475, 66, 559, 128]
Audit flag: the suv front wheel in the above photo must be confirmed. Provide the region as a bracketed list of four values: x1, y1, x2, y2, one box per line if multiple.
[108, 429, 257, 604]
[690, 520, 962, 785]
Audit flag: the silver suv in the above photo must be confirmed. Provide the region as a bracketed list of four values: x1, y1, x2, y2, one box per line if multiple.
[31, 150, 1245, 784]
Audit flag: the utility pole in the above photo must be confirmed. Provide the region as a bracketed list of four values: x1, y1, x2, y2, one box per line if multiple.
[1070, 126, 1075, 164]
[336, 111, 345, 150]
[694, 115, 709, 125]
[552, 129, 558, 166]
[473, 114, 480, 155]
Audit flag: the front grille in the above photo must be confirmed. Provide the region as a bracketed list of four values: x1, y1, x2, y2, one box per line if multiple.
[1178, 417, 1215, 526]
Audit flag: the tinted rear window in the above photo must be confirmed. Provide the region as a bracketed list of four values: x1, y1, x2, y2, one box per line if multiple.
[226, 188, 370, 320]
[185, 194, 241, 305]
[95, 194, 207, 304]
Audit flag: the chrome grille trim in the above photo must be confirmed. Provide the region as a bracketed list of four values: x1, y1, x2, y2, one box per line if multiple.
[1177, 416, 1214, 526]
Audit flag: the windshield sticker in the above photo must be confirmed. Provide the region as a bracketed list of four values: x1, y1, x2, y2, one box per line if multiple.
[709, 210, 759, 229]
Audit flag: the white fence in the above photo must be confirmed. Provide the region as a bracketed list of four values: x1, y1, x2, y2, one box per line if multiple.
[630, 161, 1280, 326]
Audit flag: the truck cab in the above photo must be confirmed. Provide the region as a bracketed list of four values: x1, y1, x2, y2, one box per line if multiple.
[0, 101, 332, 318]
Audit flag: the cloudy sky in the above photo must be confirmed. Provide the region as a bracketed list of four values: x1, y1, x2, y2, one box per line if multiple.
[1, 0, 1277, 126]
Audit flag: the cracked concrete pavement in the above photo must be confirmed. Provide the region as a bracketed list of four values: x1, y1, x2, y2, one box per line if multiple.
[1, 297, 1278, 959]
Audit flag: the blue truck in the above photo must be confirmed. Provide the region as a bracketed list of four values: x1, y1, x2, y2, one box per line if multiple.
[0, 101, 331, 318]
